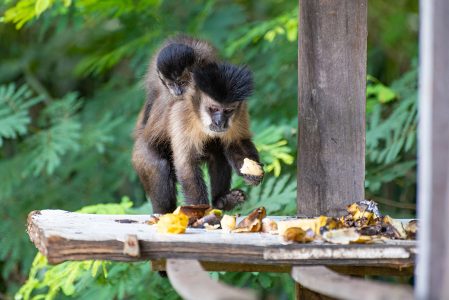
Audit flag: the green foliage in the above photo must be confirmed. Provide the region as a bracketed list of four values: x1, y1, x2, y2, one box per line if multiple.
[366, 67, 418, 196]
[253, 123, 294, 177]
[0, 84, 43, 146]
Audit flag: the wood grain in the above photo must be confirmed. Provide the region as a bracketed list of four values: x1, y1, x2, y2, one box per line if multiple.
[152, 260, 413, 275]
[166, 259, 257, 300]
[417, 0, 449, 298]
[292, 266, 414, 300]
[297, 0, 367, 216]
[28, 210, 416, 268]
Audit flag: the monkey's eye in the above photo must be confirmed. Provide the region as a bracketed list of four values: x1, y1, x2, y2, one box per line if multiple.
[224, 108, 234, 114]
[209, 107, 219, 114]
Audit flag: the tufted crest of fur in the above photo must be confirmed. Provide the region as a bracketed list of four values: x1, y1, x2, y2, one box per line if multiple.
[157, 43, 195, 80]
[193, 63, 253, 104]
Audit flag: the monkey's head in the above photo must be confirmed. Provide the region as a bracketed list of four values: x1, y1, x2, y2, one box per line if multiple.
[194, 63, 253, 134]
[157, 43, 195, 97]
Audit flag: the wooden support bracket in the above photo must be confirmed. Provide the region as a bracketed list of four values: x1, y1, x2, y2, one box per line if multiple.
[291, 266, 414, 300]
[123, 234, 140, 257]
[166, 259, 257, 300]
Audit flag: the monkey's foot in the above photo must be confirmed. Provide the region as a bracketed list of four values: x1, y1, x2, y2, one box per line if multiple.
[214, 189, 246, 211]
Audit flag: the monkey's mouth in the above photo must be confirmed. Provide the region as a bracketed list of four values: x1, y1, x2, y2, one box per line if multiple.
[209, 125, 228, 133]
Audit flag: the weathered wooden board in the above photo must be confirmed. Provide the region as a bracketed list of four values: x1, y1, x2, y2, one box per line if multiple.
[28, 210, 416, 268]
[416, 0, 449, 298]
[297, 0, 367, 216]
[292, 266, 414, 300]
[166, 259, 257, 300]
[151, 259, 414, 276]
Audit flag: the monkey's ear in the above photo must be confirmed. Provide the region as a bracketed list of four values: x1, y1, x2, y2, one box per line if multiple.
[157, 43, 195, 79]
[194, 63, 253, 103]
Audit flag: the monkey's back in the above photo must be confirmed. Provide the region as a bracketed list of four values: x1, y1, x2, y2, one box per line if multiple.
[166, 35, 218, 67]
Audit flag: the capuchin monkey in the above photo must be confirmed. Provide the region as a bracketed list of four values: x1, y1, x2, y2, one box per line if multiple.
[132, 62, 264, 214]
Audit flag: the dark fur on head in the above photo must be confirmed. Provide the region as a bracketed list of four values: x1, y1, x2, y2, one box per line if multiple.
[194, 63, 253, 103]
[157, 43, 195, 80]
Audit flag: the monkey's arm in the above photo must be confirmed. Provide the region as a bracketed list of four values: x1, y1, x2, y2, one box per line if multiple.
[224, 139, 264, 186]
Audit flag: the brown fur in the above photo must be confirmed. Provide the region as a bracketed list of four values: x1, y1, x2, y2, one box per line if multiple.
[144, 36, 218, 104]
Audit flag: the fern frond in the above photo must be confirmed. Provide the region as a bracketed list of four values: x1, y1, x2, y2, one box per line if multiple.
[74, 32, 157, 76]
[24, 119, 81, 175]
[238, 175, 296, 215]
[224, 9, 297, 57]
[254, 125, 294, 177]
[0, 84, 43, 146]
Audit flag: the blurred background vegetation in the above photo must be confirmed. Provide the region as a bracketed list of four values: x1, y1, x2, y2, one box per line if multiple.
[0, 0, 418, 299]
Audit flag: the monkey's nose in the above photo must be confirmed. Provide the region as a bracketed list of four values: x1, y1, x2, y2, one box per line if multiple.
[212, 119, 221, 126]
[173, 86, 183, 96]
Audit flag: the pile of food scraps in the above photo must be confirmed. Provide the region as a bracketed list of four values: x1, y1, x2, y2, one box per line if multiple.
[147, 200, 417, 245]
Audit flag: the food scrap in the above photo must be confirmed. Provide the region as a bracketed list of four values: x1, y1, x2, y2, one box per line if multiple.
[173, 204, 210, 225]
[156, 213, 189, 234]
[233, 207, 266, 233]
[322, 228, 360, 245]
[221, 215, 237, 232]
[283, 227, 315, 243]
[192, 214, 221, 228]
[262, 218, 278, 234]
[147, 200, 417, 244]
[240, 158, 263, 176]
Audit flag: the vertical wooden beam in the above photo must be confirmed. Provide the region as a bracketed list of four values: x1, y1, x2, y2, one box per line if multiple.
[416, 0, 449, 298]
[297, 0, 367, 216]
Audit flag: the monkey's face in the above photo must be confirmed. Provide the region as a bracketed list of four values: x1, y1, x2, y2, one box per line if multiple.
[158, 70, 192, 97]
[200, 96, 240, 134]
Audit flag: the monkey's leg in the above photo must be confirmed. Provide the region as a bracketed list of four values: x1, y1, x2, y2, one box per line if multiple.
[225, 139, 264, 186]
[132, 139, 177, 214]
[173, 154, 209, 205]
[208, 151, 246, 210]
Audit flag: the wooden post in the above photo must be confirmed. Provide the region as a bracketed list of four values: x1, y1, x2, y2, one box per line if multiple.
[416, 0, 449, 298]
[297, 0, 367, 216]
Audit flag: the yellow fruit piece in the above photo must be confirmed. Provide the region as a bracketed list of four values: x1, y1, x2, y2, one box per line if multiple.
[323, 228, 360, 245]
[317, 215, 328, 228]
[278, 218, 322, 235]
[353, 210, 373, 221]
[283, 227, 315, 243]
[221, 215, 236, 232]
[157, 213, 189, 234]
[262, 218, 278, 234]
[205, 208, 223, 218]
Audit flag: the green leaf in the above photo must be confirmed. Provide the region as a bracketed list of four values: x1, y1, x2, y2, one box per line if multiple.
[0, 84, 43, 146]
[35, 0, 52, 16]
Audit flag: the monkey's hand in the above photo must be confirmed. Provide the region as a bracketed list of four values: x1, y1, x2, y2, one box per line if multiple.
[214, 189, 246, 211]
[240, 159, 264, 186]
[242, 173, 264, 186]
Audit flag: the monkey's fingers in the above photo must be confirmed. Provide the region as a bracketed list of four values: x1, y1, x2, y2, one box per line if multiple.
[243, 174, 264, 186]
[214, 189, 247, 211]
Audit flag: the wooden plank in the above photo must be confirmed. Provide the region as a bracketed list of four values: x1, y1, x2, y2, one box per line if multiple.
[152, 259, 414, 276]
[27, 210, 416, 267]
[417, 0, 449, 298]
[166, 259, 257, 300]
[292, 266, 414, 300]
[297, 0, 367, 216]
[152, 260, 291, 273]
[296, 283, 335, 300]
